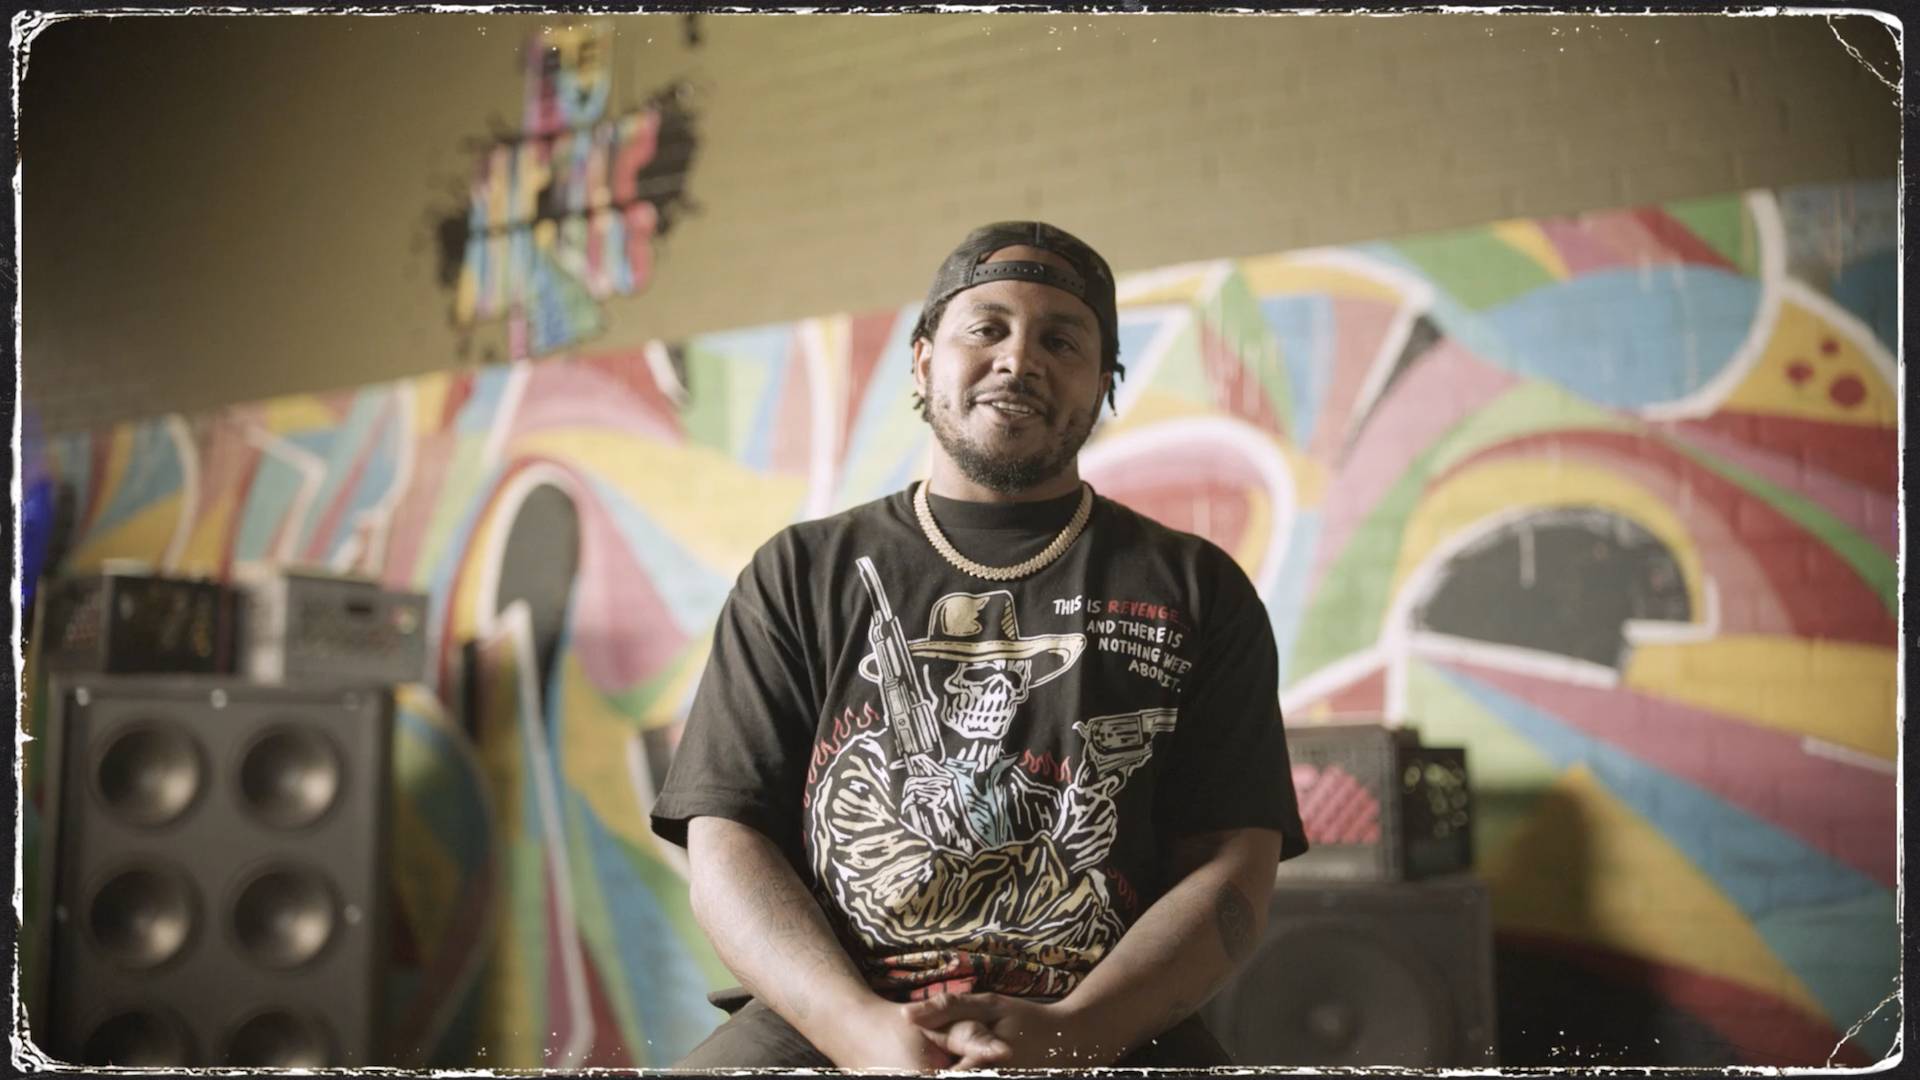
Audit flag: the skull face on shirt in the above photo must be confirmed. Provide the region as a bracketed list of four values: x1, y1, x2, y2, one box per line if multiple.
[938, 657, 1035, 741]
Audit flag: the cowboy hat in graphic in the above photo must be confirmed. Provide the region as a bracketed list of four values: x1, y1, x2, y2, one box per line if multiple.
[860, 590, 1086, 689]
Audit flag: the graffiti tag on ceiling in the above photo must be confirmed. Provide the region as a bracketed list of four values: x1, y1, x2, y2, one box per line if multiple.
[436, 22, 700, 360]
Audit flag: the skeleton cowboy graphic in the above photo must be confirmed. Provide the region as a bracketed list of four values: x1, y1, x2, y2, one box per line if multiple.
[860, 590, 1086, 762]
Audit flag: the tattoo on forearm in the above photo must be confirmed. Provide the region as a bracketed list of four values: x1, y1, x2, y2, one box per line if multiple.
[1213, 881, 1256, 961]
[736, 849, 845, 1022]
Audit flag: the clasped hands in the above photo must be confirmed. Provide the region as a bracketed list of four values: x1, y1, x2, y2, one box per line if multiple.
[842, 991, 1110, 1072]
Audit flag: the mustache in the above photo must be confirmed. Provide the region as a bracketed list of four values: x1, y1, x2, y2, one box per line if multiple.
[969, 385, 1051, 414]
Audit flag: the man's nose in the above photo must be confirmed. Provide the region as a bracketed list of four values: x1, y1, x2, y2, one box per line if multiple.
[991, 330, 1043, 380]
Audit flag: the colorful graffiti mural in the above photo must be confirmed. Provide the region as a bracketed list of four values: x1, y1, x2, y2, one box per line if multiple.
[28, 179, 1897, 1067]
[436, 21, 701, 360]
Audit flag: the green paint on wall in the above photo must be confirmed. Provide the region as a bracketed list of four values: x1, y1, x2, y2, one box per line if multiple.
[628, 836, 735, 990]
[1210, 267, 1293, 426]
[679, 343, 734, 454]
[1390, 229, 1559, 310]
[1406, 658, 1559, 869]
[1666, 438, 1896, 615]
[1142, 316, 1214, 407]
[1288, 381, 1633, 681]
[505, 834, 550, 1065]
[832, 398, 929, 512]
[1428, 380, 1635, 474]
[417, 448, 494, 588]
[610, 639, 706, 724]
[1662, 193, 1760, 278]
[563, 796, 653, 1062]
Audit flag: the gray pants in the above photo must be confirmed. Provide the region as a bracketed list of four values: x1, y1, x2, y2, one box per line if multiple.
[674, 992, 1234, 1070]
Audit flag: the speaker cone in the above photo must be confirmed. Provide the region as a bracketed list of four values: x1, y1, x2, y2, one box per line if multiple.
[225, 1009, 334, 1067]
[232, 866, 336, 968]
[81, 1007, 195, 1066]
[88, 864, 196, 968]
[238, 724, 342, 828]
[95, 722, 203, 826]
[1217, 921, 1454, 1066]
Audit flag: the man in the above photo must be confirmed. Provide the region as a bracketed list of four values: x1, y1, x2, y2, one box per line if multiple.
[650, 221, 1308, 1070]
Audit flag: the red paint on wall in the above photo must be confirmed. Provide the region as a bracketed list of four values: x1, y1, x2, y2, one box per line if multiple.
[1433, 429, 1894, 645]
[1440, 658, 1895, 887]
[1677, 410, 1896, 493]
[1196, 318, 1285, 439]
[1629, 208, 1738, 271]
[840, 311, 901, 459]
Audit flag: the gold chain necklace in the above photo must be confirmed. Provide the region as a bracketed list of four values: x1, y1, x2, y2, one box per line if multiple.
[913, 481, 1094, 582]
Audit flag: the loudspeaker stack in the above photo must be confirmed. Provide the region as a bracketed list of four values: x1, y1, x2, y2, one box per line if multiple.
[28, 566, 427, 1068]
[1203, 719, 1498, 1068]
[34, 677, 393, 1067]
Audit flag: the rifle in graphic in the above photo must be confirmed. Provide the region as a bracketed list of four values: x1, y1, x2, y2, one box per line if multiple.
[855, 556, 943, 759]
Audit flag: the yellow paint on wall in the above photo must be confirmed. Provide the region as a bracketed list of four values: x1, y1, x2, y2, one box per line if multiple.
[1623, 635, 1895, 760]
[1484, 764, 1827, 1018]
[1117, 271, 1214, 307]
[178, 494, 239, 571]
[642, 637, 713, 733]
[260, 395, 342, 435]
[557, 656, 658, 856]
[807, 314, 850, 452]
[390, 794, 463, 957]
[445, 488, 511, 650]
[470, 628, 537, 1066]
[95, 427, 136, 524]
[510, 431, 810, 575]
[1392, 459, 1707, 619]
[1236, 253, 1406, 303]
[1097, 390, 1220, 438]
[1491, 220, 1571, 280]
[64, 497, 183, 571]
[455, 266, 478, 325]
[1721, 298, 1895, 425]
[411, 371, 454, 434]
[1284, 446, 1329, 509]
[1231, 484, 1272, 579]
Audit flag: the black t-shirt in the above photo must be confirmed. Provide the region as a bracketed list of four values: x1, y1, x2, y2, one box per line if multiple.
[650, 484, 1308, 1000]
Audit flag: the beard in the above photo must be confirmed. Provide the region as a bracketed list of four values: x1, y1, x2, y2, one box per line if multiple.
[926, 388, 1098, 496]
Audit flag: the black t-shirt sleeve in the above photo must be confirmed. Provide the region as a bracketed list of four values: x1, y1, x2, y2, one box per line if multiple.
[648, 551, 818, 857]
[1156, 547, 1310, 861]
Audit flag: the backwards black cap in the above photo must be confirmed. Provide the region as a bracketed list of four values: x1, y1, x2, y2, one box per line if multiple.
[912, 221, 1124, 382]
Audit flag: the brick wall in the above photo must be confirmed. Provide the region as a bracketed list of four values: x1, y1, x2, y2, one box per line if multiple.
[19, 12, 1899, 434]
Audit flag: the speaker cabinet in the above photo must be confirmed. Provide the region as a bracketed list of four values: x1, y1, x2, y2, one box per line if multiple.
[31, 676, 393, 1067]
[1278, 721, 1472, 882]
[1205, 876, 1497, 1068]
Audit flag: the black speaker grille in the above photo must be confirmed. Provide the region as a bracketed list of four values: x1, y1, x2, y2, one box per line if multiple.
[37, 677, 391, 1068]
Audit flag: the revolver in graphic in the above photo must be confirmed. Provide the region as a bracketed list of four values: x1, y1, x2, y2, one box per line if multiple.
[1073, 708, 1179, 783]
